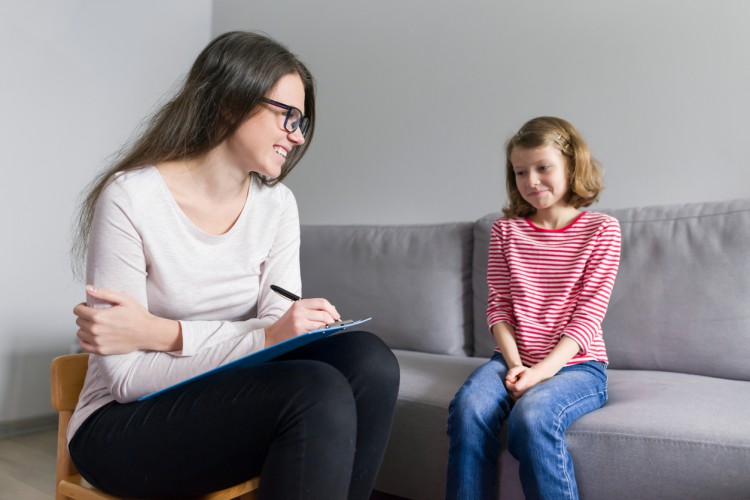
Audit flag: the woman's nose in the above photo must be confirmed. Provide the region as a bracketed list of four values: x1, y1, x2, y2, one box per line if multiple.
[289, 127, 305, 145]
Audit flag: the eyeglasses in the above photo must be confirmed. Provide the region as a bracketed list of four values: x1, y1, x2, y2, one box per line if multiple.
[260, 98, 310, 136]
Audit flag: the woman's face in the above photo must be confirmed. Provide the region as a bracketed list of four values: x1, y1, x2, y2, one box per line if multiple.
[225, 73, 306, 178]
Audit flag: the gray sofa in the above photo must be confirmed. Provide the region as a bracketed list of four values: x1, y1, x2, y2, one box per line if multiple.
[300, 198, 750, 500]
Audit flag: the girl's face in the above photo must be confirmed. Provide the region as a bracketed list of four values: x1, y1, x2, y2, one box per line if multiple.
[510, 144, 571, 214]
[224, 73, 306, 178]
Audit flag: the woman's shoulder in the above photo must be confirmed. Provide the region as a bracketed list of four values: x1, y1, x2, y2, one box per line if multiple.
[252, 175, 298, 209]
[91, 167, 164, 233]
[100, 166, 161, 206]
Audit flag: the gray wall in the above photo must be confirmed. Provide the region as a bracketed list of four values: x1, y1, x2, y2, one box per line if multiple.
[213, 0, 750, 225]
[0, 1, 211, 426]
[3, 0, 749, 426]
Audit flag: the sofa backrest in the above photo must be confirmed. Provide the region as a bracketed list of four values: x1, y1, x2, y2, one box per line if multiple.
[300, 223, 475, 356]
[472, 198, 750, 381]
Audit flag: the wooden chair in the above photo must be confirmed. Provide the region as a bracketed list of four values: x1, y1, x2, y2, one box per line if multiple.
[51, 353, 260, 500]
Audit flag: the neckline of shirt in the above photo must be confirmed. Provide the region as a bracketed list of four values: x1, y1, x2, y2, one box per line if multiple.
[149, 165, 256, 240]
[524, 211, 587, 233]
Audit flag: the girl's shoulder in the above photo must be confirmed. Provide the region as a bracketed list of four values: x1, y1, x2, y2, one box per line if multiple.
[581, 211, 621, 232]
[491, 215, 525, 230]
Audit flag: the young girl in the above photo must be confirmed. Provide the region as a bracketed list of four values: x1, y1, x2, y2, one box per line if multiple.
[446, 116, 621, 499]
[69, 32, 399, 499]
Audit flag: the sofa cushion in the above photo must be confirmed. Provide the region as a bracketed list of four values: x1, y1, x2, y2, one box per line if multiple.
[301, 223, 474, 355]
[472, 212, 501, 358]
[472, 199, 750, 381]
[601, 198, 750, 380]
[376, 351, 750, 499]
[374, 350, 485, 500]
[562, 369, 750, 499]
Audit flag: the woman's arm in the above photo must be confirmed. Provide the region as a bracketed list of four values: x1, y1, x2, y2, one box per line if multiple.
[77, 176, 334, 402]
[75, 286, 181, 355]
[79, 178, 276, 357]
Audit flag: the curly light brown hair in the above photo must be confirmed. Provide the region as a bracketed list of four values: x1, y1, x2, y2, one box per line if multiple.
[503, 116, 604, 218]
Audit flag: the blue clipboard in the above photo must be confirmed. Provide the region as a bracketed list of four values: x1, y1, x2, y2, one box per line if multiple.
[139, 317, 372, 401]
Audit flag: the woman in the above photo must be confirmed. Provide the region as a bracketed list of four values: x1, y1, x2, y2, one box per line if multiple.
[70, 31, 399, 499]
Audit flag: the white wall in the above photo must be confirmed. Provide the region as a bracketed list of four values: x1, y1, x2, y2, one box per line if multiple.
[0, 0, 211, 424]
[213, 0, 750, 225]
[3, 0, 749, 426]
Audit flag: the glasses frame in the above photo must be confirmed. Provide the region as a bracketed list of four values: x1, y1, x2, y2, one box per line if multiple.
[260, 97, 310, 136]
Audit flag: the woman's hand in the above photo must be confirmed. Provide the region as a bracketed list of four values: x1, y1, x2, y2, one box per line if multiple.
[73, 285, 181, 355]
[264, 298, 340, 347]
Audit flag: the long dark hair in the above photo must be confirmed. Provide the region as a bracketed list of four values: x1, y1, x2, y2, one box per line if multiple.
[72, 31, 316, 273]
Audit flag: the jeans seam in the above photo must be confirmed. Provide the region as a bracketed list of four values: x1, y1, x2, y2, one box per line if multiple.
[554, 387, 607, 499]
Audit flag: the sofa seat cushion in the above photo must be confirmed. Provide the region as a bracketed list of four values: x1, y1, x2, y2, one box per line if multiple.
[374, 350, 484, 500]
[376, 351, 750, 499]
[563, 369, 750, 499]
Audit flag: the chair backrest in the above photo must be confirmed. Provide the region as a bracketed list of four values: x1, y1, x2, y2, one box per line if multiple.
[49, 353, 260, 500]
[51, 353, 89, 411]
[51, 353, 90, 500]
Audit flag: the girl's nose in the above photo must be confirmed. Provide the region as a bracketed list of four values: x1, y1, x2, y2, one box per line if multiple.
[527, 171, 539, 186]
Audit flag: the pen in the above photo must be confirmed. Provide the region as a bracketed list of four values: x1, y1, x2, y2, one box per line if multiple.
[271, 284, 350, 328]
[270, 284, 301, 302]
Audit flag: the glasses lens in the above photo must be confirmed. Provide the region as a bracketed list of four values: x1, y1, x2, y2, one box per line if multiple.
[287, 108, 302, 133]
[299, 116, 310, 136]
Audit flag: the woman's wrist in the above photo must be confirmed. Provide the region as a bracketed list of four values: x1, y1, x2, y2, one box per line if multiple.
[264, 321, 283, 348]
[145, 316, 182, 352]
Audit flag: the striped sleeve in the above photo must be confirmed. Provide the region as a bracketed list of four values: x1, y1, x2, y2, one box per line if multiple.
[560, 218, 621, 354]
[487, 221, 516, 328]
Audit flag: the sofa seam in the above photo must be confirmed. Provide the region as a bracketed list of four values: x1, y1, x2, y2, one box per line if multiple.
[615, 207, 749, 224]
[567, 431, 750, 451]
[397, 397, 453, 410]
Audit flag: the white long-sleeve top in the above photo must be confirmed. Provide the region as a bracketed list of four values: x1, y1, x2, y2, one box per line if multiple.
[68, 166, 299, 442]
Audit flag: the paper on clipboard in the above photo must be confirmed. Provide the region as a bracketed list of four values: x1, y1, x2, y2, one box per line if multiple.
[139, 317, 372, 401]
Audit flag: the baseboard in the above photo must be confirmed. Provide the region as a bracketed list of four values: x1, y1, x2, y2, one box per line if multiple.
[0, 414, 57, 438]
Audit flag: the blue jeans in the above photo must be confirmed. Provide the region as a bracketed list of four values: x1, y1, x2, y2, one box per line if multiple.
[446, 353, 607, 500]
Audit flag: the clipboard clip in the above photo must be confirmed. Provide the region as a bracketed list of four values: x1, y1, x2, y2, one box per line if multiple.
[325, 319, 354, 328]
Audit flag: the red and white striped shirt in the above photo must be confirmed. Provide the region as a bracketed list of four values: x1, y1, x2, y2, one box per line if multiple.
[487, 211, 621, 366]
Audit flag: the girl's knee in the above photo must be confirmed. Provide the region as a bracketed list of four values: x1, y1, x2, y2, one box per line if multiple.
[448, 386, 502, 436]
[509, 398, 551, 432]
[507, 400, 559, 458]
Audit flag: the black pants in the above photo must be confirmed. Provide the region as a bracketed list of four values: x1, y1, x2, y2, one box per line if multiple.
[69, 331, 400, 499]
